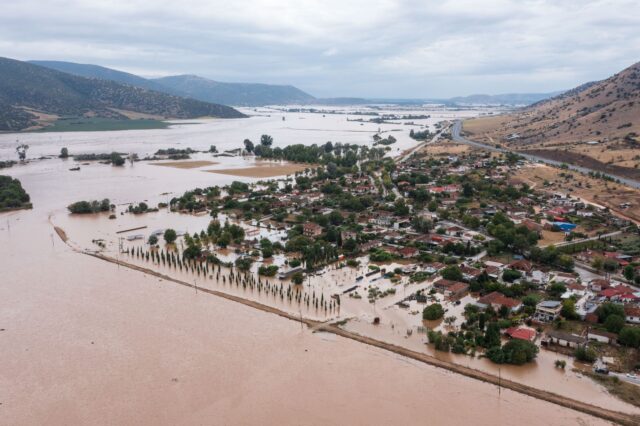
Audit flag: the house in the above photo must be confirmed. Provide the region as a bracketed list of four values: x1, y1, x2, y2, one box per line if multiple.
[303, 222, 323, 237]
[561, 282, 587, 299]
[371, 211, 394, 227]
[508, 260, 532, 274]
[589, 279, 611, 292]
[278, 267, 304, 280]
[460, 265, 482, 281]
[360, 240, 382, 252]
[433, 279, 469, 299]
[398, 246, 418, 259]
[533, 300, 563, 322]
[476, 291, 522, 312]
[529, 270, 549, 286]
[519, 219, 543, 235]
[546, 330, 587, 348]
[423, 262, 445, 274]
[505, 327, 537, 342]
[484, 265, 501, 279]
[599, 285, 636, 302]
[587, 329, 617, 345]
[625, 306, 640, 324]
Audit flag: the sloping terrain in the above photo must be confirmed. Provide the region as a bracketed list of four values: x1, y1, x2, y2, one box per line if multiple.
[29, 60, 172, 93]
[448, 92, 561, 106]
[463, 62, 640, 178]
[0, 57, 245, 131]
[154, 74, 315, 106]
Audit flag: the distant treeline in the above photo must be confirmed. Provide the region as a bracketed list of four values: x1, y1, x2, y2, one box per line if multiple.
[74, 152, 126, 165]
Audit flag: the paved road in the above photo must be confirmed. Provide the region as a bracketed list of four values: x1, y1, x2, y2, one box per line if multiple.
[610, 372, 640, 386]
[398, 124, 448, 163]
[451, 120, 640, 189]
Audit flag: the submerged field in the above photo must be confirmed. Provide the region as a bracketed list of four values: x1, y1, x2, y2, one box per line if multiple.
[34, 117, 171, 132]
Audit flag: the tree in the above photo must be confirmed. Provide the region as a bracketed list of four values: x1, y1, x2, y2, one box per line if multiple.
[502, 269, 522, 282]
[619, 327, 640, 348]
[603, 258, 619, 275]
[441, 265, 463, 281]
[164, 229, 177, 244]
[604, 314, 625, 333]
[623, 265, 635, 281]
[110, 152, 125, 166]
[16, 144, 29, 161]
[483, 322, 501, 348]
[243, 139, 254, 153]
[596, 302, 625, 323]
[591, 256, 604, 271]
[235, 257, 253, 271]
[260, 134, 273, 147]
[547, 283, 567, 298]
[148, 235, 158, 245]
[561, 299, 578, 320]
[423, 303, 444, 320]
[499, 339, 538, 365]
[291, 272, 304, 285]
[574, 345, 597, 363]
[59, 147, 69, 158]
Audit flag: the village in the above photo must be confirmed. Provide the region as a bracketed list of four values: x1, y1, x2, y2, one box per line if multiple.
[61, 131, 640, 404]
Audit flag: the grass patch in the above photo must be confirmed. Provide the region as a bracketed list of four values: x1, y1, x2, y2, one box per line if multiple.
[34, 117, 171, 132]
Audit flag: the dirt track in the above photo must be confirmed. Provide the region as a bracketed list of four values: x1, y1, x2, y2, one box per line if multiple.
[79, 249, 639, 426]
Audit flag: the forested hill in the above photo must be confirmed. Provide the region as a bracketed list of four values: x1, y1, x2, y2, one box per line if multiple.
[0, 57, 245, 131]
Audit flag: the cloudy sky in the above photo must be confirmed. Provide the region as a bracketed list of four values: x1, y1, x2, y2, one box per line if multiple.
[1, 0, 639, 98]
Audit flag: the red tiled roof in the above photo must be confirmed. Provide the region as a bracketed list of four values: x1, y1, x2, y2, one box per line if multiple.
[505, 327, 536, 341]
[478, 291, 521, 309]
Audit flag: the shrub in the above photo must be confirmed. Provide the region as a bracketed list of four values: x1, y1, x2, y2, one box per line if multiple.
[258, 265, 279, 276]
[423, 303, 444, 320]
[574, 345, 597, 363]
[619, 327, 640, 348]
[164, 229, 177, 244]
[604, 314, 625, 333]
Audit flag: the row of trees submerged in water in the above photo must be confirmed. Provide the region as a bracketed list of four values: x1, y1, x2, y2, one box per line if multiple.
[124, 245, 339, 314]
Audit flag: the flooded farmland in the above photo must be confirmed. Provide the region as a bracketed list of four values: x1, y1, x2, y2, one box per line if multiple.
[0, 107, 631, 425]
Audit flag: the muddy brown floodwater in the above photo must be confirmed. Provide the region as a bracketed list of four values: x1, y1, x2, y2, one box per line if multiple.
[0, 115, 628, 425]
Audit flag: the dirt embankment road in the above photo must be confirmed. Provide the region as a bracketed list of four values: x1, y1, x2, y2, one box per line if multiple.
[76, 248, 640, 426]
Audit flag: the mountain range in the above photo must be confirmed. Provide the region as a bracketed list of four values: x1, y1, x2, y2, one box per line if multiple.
[29, 60, 559, 107]
[30, 60, 316, 107]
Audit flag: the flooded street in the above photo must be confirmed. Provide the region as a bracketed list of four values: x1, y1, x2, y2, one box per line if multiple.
[0, 110, 627, 425]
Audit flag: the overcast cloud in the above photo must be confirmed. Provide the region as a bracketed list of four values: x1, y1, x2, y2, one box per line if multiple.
[1, 0, 639, 97]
